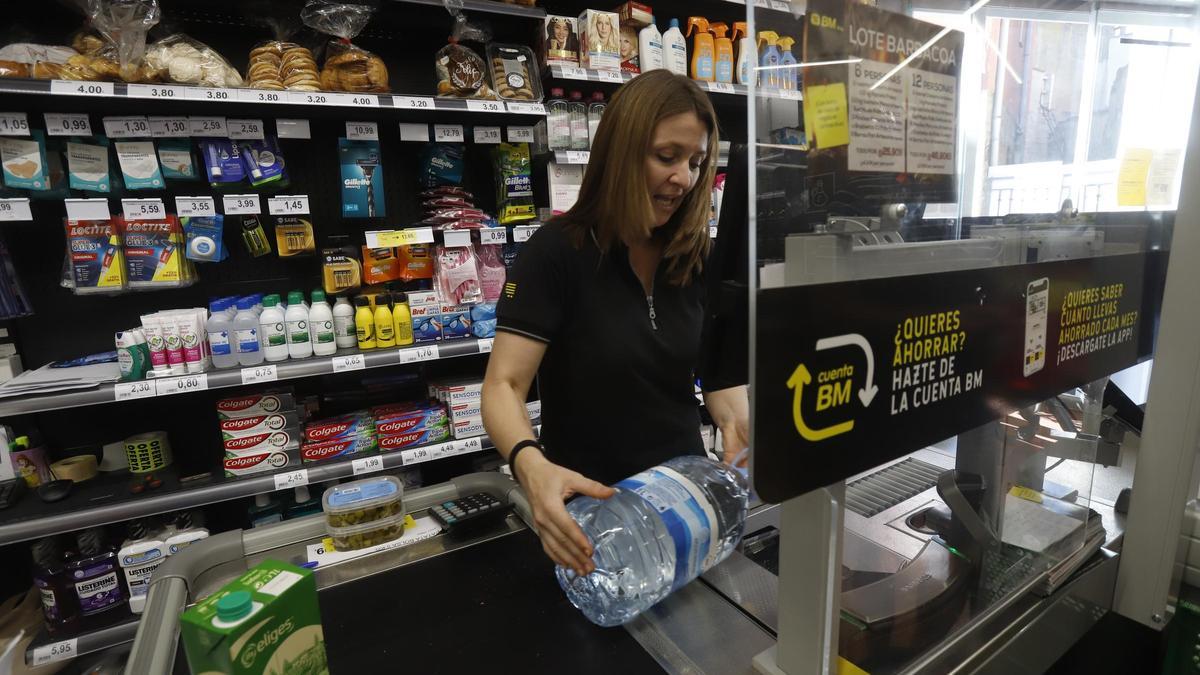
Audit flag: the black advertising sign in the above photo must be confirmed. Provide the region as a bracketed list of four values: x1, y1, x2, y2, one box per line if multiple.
[752, 252, 1166, 503]
[802, 0, 964, 223]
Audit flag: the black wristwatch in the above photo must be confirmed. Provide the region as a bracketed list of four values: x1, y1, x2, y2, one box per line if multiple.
[508, 440, 543, 484]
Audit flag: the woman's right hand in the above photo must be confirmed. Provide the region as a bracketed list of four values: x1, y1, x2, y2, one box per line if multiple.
[515, 449, 615, 576]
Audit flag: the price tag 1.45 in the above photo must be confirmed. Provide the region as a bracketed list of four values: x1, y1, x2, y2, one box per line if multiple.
[434, 124, 464, 143]
[398, 345, 440, 364]
[268, 195, 310, 216]
[352, 455, 385, 476]
[223, 194, 261, 215]
[175, 196, 215, 217]
[228, 118, 265, 140]
[273, 469, 309, 491]
[240, 364, 278, 385]
[154, 373, 208, 396]
[31, 638, 77, 666]
[44, 113, 92, 137]
[114, 380, 155, 402]
[473, 126, 501, 144]
[346, 121, 379, 141]
[332, 354, 365, 373]
[122, 199, 165, 221]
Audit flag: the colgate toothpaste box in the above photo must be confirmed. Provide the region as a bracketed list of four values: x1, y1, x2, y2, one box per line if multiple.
[223, 448, 296, 477]
[302, 413, 372, 443]
[374, 407, 448, 436]
[300, 434, 377, 463]
[219, 412, 301, 439]
[221, 429, 300, 454]
[378, 426, 450, 451]
[216, 392, 296, 420]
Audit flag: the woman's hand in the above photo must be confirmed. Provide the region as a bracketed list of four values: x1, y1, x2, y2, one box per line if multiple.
[515, 448, 615, 576]
[704, 385, 750, 467]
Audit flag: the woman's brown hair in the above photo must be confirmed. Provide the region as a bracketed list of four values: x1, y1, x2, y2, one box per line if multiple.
[555, 70, 719, 286]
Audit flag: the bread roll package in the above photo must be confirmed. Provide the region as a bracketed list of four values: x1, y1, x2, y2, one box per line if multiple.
[144, 34, 243, 88]
[435, 14, 495, 100]
[301, 0, 389, 93]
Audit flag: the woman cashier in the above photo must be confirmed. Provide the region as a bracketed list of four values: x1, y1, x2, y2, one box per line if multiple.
[482, 71, 749, 577]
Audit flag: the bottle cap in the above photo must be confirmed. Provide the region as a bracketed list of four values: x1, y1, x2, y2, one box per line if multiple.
[216, 591, 253, 622]
[311, 289, 326, 303]
[295, 485, 311, 502]
[354, 296, 370, 308]
[287, 290, 305, 305]
[209, 298, 228, 314]
[236, 297, 255, 311]
[550, 87, 565, 97]
[570, 90, 583, 100]
[255, 494, 271, 507]
[262, 294, 280, 308]
[591, 92, 605, 102]
[394, 291, 408, 303]
[670, 18, 680, 28]
[377, 291, 391, 306]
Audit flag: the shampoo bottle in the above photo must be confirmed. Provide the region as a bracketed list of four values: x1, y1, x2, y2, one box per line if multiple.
[710, 23, 734, 84]
[757, 31, 781, 89]
[778, 36, 798, 91]
[733, 22, 754, 86]
[638, 18, 664, 72]
[663, 19, 687, 76]
[686, 17, 714, 81]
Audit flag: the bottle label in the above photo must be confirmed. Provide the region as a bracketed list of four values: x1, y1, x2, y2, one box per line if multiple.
[616, 466, 720, 592]
[74, 569, 124, 614]
[210, 330, 232, 356]
[235, 328, 260, 353]
[123, 559, 164, 598]
[314, 320, 335, 343]
[287, 319, 310, 343]
[262, 321, 286, 347]
[334, 316, 354, 338]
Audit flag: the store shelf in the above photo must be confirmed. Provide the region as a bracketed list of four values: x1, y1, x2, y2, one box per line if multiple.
[549, 142, 729, 168]
[0, 426, 528, 548]
[545, 66, 801, 102]
[725, 0, 800, 13]
[0, 338, 492, 417]
[396, 0, 546, 18]
[25, 617, 139, 669]
[0, 78, 547, 115]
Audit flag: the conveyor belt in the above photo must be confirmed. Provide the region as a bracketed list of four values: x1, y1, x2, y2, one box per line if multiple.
[319, 529, 664, 674]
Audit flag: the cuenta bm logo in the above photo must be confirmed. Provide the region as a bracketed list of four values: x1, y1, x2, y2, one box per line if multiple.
[787, 333, 876, 441]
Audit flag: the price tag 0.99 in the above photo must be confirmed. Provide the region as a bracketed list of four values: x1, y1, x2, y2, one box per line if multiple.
[175, 196, 215, 217]
[154, 373, 208, 397]
[189, 116, 227, 137]
[114, 380, 156, 402]
[332, 354, 365, 373]
[228, 118, 265, 140]
[473, 126, 501, 144]
[512, 225, 540, 243]
[103, 116, 149, 138]
[223, 194, 261, 215]
[31, 638, 77, 666]
[345, 121, 379, 141]
[480, 227, 508, 244]
[506, 126, 535, 143]
[44, 113, 92, 137]
[0, 198, 31, 222]
[122, 199, 166, 221]
[268, 195, 310, 216]
[240, 364, 278, 385]
[398, 345, 440, 364]
[352, 455, 385, 476]
[434, 124, 465, 143]
[273, 469, 309, 491]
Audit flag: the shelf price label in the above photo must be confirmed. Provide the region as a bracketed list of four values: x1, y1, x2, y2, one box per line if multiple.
[190, 88, 237, 102]
[222, 194, 261, 215]
[331, 353, 366, 373]
[128, 83, 183, 100]
[273, 469, 309, 490]
[465, 100, 503, 113]
[352, 455, 385, 476]
[505, 102, 545, 115]
[480, 226, 508, 244]
[114, 380, 156, 402]
[44, 113, 92, 137]
[243, 89, 286, 104]
[473, 126, 501, 144]
[512, 224, 540, 242]
[155, 373, 209, 397]
[276, 119, 311, 139]
[31, 638, 77, 666]
[0, 113, 29, 136]
[366, 228, 434, 248]
[393, 95, 434, 111]
[398, 123, 429, 142]
[771, 0, 792, 10]
[292, 92, 330, 105]
[51, 80, 114, 97]
[597, 70, 623, 83]
[0, 198, 31, 221]
[327, 93, 379, 107]
[268, 195, 310, 216]
[398, 345, 440, 364]
[401, 446, 431, 465]
[443, 230, 472, 247]
[122, 198, 166, 221]
[560, 66, 587, 80]
[780, 89, 803, 101]
[103, 116, 150, 138]
[228, 118, 265, 140]
[240, 364, 278, 385]
[708, 82, 735, 94]
[175, 196, 216, 217]
[189, 116, 227, 137]
[455, 437, 483, 455]
[429, 441, 455, 460]
[506, 126, 534, 143]
[564, 150, 589, 164]
[346, 121, 379, 140]
[148, 116, 190, 138]
[434, 124, 464, 143]
[477, 338, 494, 353]
[64, 198, 110, 221]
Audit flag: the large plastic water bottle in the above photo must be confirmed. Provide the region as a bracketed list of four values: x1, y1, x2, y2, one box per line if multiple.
[556, 455, 750, 626]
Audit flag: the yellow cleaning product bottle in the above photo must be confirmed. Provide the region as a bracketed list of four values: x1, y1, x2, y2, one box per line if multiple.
[710, 23, 734, 84]
[353, 295, 376, 349]
[373, 292, 395, 348]
[391, 292, 414, 346]
[686, 17, 714, 82]
[733, 22, 754, 86]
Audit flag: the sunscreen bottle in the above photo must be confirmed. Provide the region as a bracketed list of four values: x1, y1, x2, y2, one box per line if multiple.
[710, 23, 734, 84]
[686, 17, 714, 81]
[733, 22, 754, 86]
[757, 31, 781, 89]
[778, 36, 798, 91]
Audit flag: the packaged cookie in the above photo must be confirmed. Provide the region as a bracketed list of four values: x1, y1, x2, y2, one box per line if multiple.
[486, 44, 541, 102]
[246, 41, 319, 92]
[301, 0, 389, 93]
[434, 15, 495, 100]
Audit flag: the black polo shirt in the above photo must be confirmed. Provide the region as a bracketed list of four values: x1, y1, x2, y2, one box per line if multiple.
[496, 222, 705, 486]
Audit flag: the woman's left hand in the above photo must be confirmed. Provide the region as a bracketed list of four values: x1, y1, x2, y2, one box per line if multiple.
[704, 385, 749, 467]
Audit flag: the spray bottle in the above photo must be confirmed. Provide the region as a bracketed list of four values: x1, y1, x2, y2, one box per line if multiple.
[686, 17, 714, 81]
[733, 22, 754, 86]
[757, 31, 781, 89]
[710, 23, 734, 84]
[777, 36, 798, 91]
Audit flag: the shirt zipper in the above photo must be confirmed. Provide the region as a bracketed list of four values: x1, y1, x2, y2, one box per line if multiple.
[646, 296, 658, 331]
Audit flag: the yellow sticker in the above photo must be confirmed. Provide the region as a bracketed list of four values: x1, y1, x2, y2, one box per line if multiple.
[838, 656, 870, 675]
[1009, 485, 1043, 503]
[806, 82, 850, 149]
[1117, 147, 1153, 206]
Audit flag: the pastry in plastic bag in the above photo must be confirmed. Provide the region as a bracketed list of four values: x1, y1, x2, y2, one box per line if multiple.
[0, 61, 29, 78]
[84, 0, 161, 82]
[246, 41, 319, 91]
[145, 35, 243, 88]
[435, 15, 495, 99]
[302, 1, 389, 93]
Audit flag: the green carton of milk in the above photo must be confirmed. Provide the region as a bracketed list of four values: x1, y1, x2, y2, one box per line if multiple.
[181, 559, 328, 675]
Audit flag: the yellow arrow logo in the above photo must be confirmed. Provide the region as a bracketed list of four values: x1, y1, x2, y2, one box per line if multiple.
[788, 364, 855, 441]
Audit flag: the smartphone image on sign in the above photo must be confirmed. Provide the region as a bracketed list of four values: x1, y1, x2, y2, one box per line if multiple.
[1024, 277, 1049, 376]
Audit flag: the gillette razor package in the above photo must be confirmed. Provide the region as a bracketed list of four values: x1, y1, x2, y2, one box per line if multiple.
[339, 138, 385, 218]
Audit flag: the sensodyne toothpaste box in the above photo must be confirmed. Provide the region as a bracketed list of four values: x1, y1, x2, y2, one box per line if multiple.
[181, 559, 327, 675]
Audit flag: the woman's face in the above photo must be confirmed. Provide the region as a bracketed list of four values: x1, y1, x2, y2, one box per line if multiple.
[596, 17, 612, 40]
[620, 33, 635, 59]
[553, 21, 568, 42]
[644, 111, 708, 228]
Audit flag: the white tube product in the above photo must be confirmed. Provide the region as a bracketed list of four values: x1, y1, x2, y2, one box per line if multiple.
[139, 313, 170, 375]
[176, 311, 205, 374]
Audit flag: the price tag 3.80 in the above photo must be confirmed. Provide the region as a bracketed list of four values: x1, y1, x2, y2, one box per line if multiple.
[346, 121, 379, 140]
[223, 194, 261, 215]
[175, 196, 215, 217]
[31, 638, 77, 666]
[434, 124, 464, 143]
[122, 199, 166, 221]
[44, 113, 92, 137]
[274, 469, 309, 491]
[352, 455, 385, 476]
[268, 195, 310, 216]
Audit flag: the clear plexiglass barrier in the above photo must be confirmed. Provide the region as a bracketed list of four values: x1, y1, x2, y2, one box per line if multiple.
[739, 0, 1197, 672]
